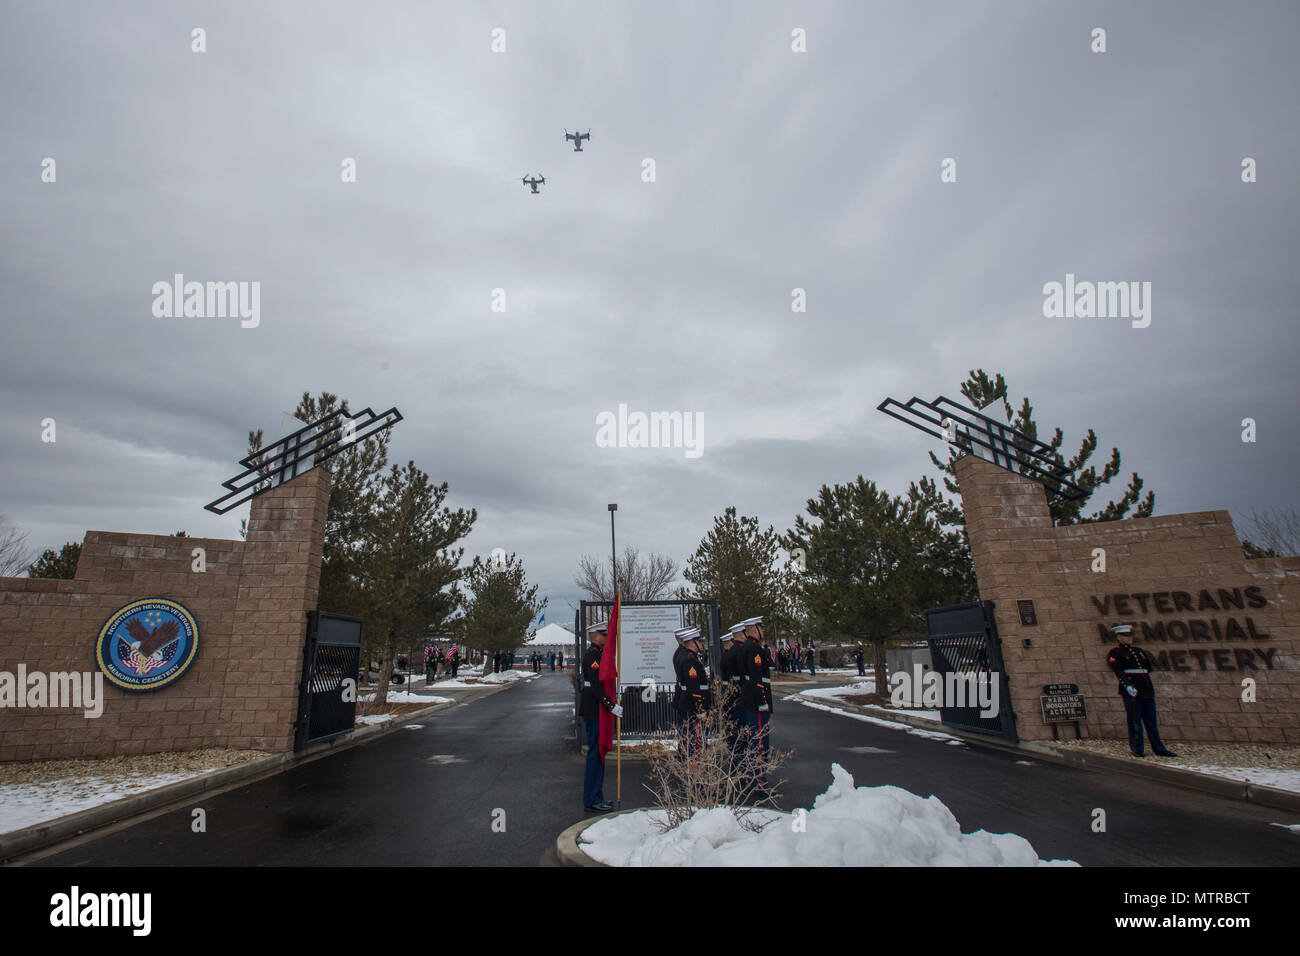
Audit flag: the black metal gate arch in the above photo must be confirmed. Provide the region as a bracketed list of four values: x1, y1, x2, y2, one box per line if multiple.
[572, 598, 722, 745]
[923, 600, 1018, 741]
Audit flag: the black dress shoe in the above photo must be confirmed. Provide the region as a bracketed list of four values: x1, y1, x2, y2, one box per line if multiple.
[1130, 751, 1145, 758]
[1155, 750, 1179, 758]
[585, 802, 613, 813]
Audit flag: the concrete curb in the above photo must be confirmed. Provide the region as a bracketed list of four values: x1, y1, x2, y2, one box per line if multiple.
[1, 677, 529, 863]
[795, 693, 1300, 814]
[555, 809, 643, 867]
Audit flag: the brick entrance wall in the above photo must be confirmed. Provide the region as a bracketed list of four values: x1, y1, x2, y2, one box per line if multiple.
[955, 454, 1299, 745]
[0, 468, 330, 761]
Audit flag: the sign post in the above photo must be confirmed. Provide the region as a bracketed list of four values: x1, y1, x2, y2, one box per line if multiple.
[1039, 683, 1086, 740]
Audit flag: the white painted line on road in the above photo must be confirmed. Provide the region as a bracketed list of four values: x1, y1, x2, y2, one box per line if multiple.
[796, 697, 965, 746]
[426, 755, 468, 764]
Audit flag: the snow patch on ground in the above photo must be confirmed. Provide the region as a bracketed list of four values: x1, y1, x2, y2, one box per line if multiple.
[796, 686, 942, 723]
[358, 691, 453, 705]
[796, 697, 963, 744]
[863, 705, 942, 722]
[432, 671, 540, 689]
[355, 714, 395, 726]
[580, 763, 1077, 867]
[1170, 763, 1300, 794]
[2, 769, 223, 834]
[799, 680, 876, 701]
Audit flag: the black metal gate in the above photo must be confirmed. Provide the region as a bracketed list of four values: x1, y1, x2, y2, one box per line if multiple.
[294, 611, 364, 750]
[924, 600, 1017, 741]
[573, 599, 722, 745]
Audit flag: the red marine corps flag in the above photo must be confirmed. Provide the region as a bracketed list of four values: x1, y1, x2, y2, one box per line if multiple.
[598, 592, 621, 760]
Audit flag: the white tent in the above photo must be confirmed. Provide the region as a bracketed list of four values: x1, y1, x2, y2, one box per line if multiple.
[523, 622, 575, 649]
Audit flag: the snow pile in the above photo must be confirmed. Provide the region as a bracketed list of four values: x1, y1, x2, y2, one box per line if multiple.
[434, 670, 539, 688]
[797, 698, 959, 742]
[475, 670, 537, 684]
[799, 680, 876, 701]
[357, 691, 452, 705]
[580, 763, 1077, 867]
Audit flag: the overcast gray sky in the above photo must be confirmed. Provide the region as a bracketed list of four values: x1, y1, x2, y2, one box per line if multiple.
[2, 1, 1297, 618]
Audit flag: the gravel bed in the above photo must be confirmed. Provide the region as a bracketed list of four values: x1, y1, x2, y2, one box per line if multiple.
[1054, 738, 1300, 769]
[0, 748, 270, 788]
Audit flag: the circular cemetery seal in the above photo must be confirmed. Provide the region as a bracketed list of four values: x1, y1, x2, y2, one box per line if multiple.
[95, 598, 200, 691]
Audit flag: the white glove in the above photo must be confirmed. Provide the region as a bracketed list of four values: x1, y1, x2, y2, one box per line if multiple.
[1125, 685, 1138, 698]
[611, 705, 624, 718]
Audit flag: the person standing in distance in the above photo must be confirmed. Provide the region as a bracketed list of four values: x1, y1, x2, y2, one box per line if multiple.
[579, 621, 624, 811]
[1107, 623, 1177, 759]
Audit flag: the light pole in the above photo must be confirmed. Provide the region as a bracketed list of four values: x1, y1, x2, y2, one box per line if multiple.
[608, 501, 620, 810]
[608, 503, 618, 598]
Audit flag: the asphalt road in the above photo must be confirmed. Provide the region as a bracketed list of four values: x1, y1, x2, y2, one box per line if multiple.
[774, 690, 1300, 866]
[26, 671, 1300, 866]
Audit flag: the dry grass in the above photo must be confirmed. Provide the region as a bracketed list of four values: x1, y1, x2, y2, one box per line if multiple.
[840, 692, 892, 707]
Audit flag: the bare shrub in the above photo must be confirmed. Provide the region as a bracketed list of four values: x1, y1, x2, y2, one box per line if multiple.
[1238, 507, 1300, 558]
[643, 682, 792, 832]
[0, 514, 31, 578]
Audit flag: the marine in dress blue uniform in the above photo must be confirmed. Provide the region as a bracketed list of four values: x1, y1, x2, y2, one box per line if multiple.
[719, 624, 746, 768]
[736, 615, 774, 790]
[672, 626, 711, 757]
[1106, 623, 1177, 759]
[578, 621, 623, 811]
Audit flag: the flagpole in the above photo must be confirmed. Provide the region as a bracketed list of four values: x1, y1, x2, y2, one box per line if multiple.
[615, 590, 622, 809]
[608, 503, 620, 809]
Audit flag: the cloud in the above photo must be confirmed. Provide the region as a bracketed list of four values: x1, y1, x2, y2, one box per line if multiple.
[1, 0, 1297, 615]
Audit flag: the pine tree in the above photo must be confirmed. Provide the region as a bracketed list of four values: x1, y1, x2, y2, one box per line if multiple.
[245, 394, 475, 704]
[27, 541, 82, 579]
[459, 552, 547, 664]
[783, 477, 974, 692]
[364, 462, 477, 704]
[931, 369, 1155, 525]
[681, 507, 798, 635]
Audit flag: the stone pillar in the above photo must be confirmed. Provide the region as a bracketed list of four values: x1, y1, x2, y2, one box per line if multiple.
[954, 454, 1071, 738]
[221, 468, 331, 751]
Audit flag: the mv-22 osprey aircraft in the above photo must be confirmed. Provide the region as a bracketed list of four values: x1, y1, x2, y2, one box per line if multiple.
[564, 128, 591, 152]
[521, 174, 545, 194]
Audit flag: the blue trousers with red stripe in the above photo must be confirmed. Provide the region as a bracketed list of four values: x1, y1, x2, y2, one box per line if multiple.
[740, 708, 771, 788]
